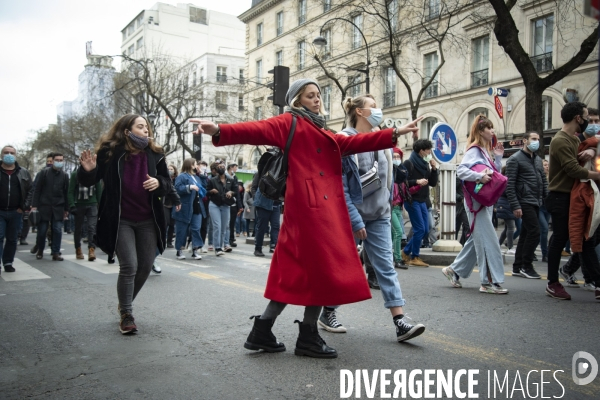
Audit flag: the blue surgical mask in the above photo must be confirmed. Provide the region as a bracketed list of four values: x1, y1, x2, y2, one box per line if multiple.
[53, 161, 64, 169]
[2, 154, 15, 165]
[585, 124, 600, 136]
[393, 160, 401, 166]
[362, 108, 383, 128]
[527, 140, 540, 152]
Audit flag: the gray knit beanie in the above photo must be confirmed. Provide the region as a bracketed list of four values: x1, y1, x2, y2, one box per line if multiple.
[285, 78, 321, 107]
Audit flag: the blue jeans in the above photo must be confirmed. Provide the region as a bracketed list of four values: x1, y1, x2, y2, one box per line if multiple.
[403, 200, 428, 258]
[254, 205, 280, 250]
[209, 203, 230, 249]
[329, 218, 405, 309]
[236, 214, 246, 234]
[0, 210, 23, 266]
[538, 205, 551, 257]
[175, 213, 203, 251]
[37, 216, 63, 254]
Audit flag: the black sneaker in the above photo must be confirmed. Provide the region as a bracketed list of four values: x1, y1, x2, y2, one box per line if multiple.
[30, 244, 38, 254]
[215, 248, 225, 256]
[520, 267, 541, 279]
[4, 264, 15, 273]
[512, 269, 523, 277]
[532, 254, 538, 262]
[318, 308, 347, 333]
[230, 242, 238, 247]
[254, 250, 265, 257]
[394, 316, 425, 342]
[269, 247, 275, 253]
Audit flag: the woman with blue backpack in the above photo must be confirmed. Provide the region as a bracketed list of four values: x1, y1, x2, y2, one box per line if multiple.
[442, 115, 508, 294]
[172, 158, 206, 260]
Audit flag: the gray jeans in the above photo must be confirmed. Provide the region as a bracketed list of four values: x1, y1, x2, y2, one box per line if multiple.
[115, 219, 157, 316]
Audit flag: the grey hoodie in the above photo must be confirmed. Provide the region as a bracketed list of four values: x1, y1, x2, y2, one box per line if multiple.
[341, 127, 393, 221]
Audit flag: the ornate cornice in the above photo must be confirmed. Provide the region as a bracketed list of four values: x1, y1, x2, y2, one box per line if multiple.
[238, 0, 283, 23]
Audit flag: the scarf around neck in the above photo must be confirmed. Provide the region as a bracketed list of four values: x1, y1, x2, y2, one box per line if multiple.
[289, 107, 326, 129]
[409, 151, 429, 177]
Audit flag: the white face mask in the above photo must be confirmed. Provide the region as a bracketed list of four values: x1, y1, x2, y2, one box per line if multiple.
[393, 160, 401, 166]
[422, 154, 432, 163]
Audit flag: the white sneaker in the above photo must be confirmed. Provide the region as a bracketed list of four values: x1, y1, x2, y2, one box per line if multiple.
[191, 249, 202, 260]
[505, 248, 516, 255]
[176, 250, 186, 260]
[201, 247, 208, 253]
[152, 265, 161, 274]
[582, 282, 597, 291]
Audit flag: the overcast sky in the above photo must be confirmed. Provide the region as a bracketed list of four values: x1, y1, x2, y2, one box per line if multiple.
[0, 0, 250, 151]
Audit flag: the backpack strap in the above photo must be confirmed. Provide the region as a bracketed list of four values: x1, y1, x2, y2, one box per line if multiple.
[281, 115, 297, 175]
[462, 181, 485, 237]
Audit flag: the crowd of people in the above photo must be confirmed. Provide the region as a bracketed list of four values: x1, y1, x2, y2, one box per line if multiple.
[1, 79, 599, 358]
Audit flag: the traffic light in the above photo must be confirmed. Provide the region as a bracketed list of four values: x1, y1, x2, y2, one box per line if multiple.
[267, 66, 290, 108]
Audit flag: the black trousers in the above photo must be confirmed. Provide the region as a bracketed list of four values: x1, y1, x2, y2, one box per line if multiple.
[546, 192, 571, 283]
[513, 203, 540, 270]
[455, 200, 469, 245]
[229, 206, 238, 243]
[563, 227, 600, 286]
[163, 206, 175, 245]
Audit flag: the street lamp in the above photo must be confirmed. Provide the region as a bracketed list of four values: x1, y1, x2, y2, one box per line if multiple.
[313, 17, 371, 93]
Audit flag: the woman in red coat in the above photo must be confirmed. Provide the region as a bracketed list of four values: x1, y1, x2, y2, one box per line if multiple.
[190, 79, 420, 358]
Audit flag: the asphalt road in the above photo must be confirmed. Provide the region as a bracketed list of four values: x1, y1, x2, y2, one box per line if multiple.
[1, 235, 598, 400]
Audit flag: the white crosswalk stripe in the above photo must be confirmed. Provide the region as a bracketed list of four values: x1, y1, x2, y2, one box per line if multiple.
[1, 258, 50, 281]
[61, 254, 118, 274]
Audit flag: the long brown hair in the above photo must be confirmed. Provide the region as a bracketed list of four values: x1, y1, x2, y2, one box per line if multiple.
[168, 164, 179, 178]
[467, 114, 494, 158]
[96, 114, 163, 161]
[181, 158, 197, 174]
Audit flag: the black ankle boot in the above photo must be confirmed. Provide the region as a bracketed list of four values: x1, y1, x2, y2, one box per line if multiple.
[294, 320, 338, 358]
[367, 272, 380, 290]
[244, 315, 286, 353]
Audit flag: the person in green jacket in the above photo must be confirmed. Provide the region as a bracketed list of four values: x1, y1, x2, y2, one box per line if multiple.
[68, 170, 102, 261]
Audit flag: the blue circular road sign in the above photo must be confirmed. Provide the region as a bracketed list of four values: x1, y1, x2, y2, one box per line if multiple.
[429, 122, 458, 163]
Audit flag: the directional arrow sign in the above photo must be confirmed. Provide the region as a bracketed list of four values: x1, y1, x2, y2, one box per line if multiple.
[429, 122, 458, 163]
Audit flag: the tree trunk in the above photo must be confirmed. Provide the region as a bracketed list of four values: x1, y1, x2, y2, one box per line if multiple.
[523, 82, 546, 157]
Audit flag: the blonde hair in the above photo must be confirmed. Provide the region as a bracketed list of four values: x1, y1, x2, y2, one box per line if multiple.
[289, 84, 327, 115]
[343, 94, 375, 128]
[467, 114, 494, 158]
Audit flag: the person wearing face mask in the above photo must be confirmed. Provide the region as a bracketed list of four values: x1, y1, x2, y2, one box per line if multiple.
[206, 161, 236, 255]
[27, 153, 55, 251]
[504, 132, 547, 279]
[31, 153, 70, 261]
[196, 160, 210, 253]
[0, 145, 33, 274]
[163, 164, 178, 249]
[78, 114, 172, 334]
[316, 94, 426, 342]
[544, 102, 600, 301]
[190, 79, 421, 359]
[400, 139, 438, 267]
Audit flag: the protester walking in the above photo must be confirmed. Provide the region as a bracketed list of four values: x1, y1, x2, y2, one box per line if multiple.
[207, 161, 236, 255]
[1, 145, 33, 273]
[190, 78, 420, 358]
[164, 164, 178, 249]
[78, 114, 171, 334]
[442, 115, 508, 294]
[68, 168, 102, 261]
[243, 182, 255, 237]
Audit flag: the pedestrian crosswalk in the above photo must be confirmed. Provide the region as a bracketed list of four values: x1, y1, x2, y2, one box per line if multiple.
[0, 258, 50, 281]
[61, 254, 119, 274]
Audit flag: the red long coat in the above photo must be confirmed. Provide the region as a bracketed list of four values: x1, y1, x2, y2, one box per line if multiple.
[215, 112, 397, 306]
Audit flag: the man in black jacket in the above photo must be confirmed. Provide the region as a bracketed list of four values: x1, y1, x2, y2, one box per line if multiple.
[0, 145, 33, 273]
[31, 153, 69, 261]
[227, 163, 243, 248]
[505, 132, 548, 279]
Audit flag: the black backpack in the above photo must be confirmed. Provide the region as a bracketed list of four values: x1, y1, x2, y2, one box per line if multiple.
[255, 115, 297, 201]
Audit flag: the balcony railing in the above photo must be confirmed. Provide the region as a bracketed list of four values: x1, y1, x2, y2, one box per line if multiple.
[383, 91, 395, 108]
[423, 79, 438, 99]
[216, 75, 227, 83]
[530, 52, 553, 73]
[471, 69, 488, 88]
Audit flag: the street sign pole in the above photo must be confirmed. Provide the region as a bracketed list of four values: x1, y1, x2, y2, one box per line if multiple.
[429, 122, 463, 252]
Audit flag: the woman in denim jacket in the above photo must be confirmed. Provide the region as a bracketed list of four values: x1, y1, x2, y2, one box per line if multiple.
[318, 94, 426, 343]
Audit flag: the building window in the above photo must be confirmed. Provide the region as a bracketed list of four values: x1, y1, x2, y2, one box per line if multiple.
[127, 24, 135, 36]
[256, 60, 263, 84]
[427, 0, 440, 20]
[471, 36, 489, 88]
[216, 91, 228, 110]
[136, 37, 144, 50]
[542, 95, 552, 130]
[252, 148, 261, 167]
[298, 0, 307, 25]
[257, 23, 263, 46]
[322, 85, 331, 120]
[128, 44, 134, 55]
[239, 94, 244, 111]
[421, 117, 438, 139]
[122, 31, 127, 41]
[276, 11, 284, 36]
[468, 108, 488, 135]
[297, 41, 306, 70]
[239, 69, 245, 84]
[136, 14, 144, 28]
[423, 52, 439, 99]
[254, 106, 263, 120]
[348, 74, 362, 98]
[352, 14, 362, 50]
[217, 66, 227, 83]
[190, 7, 208, 25]
[193, 71, 197, 86]
[387, 0, 398, 32]
[383, 67, 396, 108]
[200, 67, 204, 83]
[322, 29, 332, 60]
[324, 0, 332, 12]
[276, 50, 284, 66]
[531, 15, 554, 73]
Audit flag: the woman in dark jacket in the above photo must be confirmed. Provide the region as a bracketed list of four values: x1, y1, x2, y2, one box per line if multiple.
[164, 164, 178, 248]
[78, 114, 171, 335]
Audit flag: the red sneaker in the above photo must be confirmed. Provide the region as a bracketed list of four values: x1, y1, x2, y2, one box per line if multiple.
[546, 282, 571, 300]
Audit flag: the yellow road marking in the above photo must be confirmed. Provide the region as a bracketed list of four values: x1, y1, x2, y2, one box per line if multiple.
[188, 271, 264, 293]
[189, 271, 218, 280]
